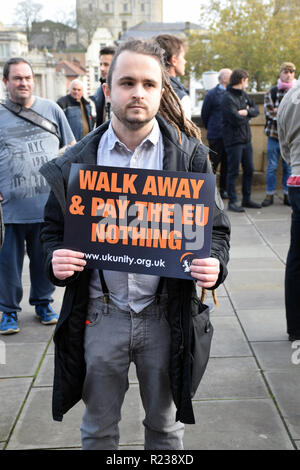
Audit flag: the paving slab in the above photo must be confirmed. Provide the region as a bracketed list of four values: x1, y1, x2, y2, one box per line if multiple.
[6, 387, 83, 450]
[251, 341, 297, 371]
[254, 220, 290, 246]
[263, 370, 300, 439]
[184, 399, 294, 450]
[6, 384, 144, 450]
[236, 309, 287, 342]
[0, 343, 47, 378]
[230, 224, 266, 247]
[210, 316, 251, 357]
[194, 357, 269, 400]
[225, 270, 285, 310]
[0, 378, 32, 442]
[209, 296, 235, 317]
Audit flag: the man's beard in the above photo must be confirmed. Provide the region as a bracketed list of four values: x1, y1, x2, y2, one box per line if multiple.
[111, 101, 157, 130]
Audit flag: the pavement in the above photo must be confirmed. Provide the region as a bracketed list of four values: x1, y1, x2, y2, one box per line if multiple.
[0, 189, 299, 451]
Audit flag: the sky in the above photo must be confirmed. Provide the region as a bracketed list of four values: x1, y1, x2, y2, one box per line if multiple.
[1, 0, 201, 25]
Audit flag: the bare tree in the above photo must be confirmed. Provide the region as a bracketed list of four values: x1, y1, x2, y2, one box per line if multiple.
[14, 0, 43, 41]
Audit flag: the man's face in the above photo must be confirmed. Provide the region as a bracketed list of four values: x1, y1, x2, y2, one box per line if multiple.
[172, 47, 186, 77]
[280, 68, 295, 83]
[70, 83, 83, 101]
[104, 51, 164, 131]
[3, 62, 34, 106]
[100, 54, 113, 80]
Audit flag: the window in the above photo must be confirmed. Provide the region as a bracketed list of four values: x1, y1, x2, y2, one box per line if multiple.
[0, 44, 10, 58]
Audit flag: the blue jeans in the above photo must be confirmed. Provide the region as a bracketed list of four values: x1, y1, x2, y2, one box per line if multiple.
[81, 297, 185, 450]
[225, 142, 254, 204]
[266, 137, 291, 195]
[0, 224, 54, 313]
[285, 187, 300, 336]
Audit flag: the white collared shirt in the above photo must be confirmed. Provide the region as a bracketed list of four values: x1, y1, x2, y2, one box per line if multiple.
[89, 119, 164, 313]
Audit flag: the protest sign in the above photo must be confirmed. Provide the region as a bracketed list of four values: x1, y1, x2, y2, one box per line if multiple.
[64, 164, 216, 280]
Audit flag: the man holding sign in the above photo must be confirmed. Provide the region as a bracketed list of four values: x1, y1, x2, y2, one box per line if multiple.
[40, 40, 230, 450]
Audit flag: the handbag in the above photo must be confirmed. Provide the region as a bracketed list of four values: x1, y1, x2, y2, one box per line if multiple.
[190, 295, 214, 397]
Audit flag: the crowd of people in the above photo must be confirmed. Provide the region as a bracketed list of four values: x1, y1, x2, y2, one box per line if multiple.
[0, 33, 299, 450]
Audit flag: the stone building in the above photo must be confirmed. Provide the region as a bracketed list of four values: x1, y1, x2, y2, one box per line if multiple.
[0, 30, 65, 101]
[76, 0, 163, 43]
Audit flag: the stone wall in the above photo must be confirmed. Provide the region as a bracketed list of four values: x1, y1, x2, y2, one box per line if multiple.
[193, 91, 284, 189]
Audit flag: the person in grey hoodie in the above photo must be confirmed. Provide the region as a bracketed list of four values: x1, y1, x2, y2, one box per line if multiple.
[278, 82, 300, 341]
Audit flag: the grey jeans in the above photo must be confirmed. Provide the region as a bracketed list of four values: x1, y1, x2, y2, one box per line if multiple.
[80, 296, 184, 450]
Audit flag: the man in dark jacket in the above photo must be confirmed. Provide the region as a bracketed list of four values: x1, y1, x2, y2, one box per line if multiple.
[90, 46, 115, 127]
[40, 40, 230, 450]
[201, 68, 232, 199]
[221, 69, 261, 212]
[57, 79, 93, 141]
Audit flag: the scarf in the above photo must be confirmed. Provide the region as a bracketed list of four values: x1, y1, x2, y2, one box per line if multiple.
[277, 78, 297, 90]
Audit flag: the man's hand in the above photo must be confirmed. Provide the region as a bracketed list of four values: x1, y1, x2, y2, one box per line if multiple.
[238, 109, 248, 116]
[52, 249, 86, 280]
[189, 257, 220, 288]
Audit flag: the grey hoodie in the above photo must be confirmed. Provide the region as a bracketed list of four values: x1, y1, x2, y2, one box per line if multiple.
[278, 83, 300, 175]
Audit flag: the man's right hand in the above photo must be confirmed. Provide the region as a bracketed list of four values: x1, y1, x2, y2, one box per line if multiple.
[52, 249, 86, 280]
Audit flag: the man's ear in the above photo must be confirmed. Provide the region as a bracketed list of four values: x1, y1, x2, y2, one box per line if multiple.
[102, 82, 110, 102]
[169, 54, 177, 67]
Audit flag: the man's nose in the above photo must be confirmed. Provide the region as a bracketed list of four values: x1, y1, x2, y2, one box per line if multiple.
[132, 84, 144, 99]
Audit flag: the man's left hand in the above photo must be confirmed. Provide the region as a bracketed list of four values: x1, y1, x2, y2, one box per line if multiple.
[189, 257, 220, 288]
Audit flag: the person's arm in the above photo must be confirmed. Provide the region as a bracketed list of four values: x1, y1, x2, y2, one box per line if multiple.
[222, 93, 248, 127]
[40, 191, 84, 286]
[246, 94, 259, 118]
[264, 90, 277, 120]
[200, 92, 212, 129]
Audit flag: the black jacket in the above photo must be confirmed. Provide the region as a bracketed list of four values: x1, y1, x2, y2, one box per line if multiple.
[201, 85, 226, 141]
[221, 86, 259, 147]
[40, 115, 230, 424]
[170, 76, 189, 100]
[90, 79, 110, 127]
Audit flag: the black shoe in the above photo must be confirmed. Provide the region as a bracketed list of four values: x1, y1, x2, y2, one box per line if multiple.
[262, 195, 274, 207]
[220, 190, 229, 199]
[284, 194, 291, 206]
[242, 200, 262, 209]
[228, 203, 245, 213]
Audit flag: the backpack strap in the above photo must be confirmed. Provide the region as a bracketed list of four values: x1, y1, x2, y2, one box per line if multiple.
[1, 99, 61, 146]
[98, 270, 109, 304]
